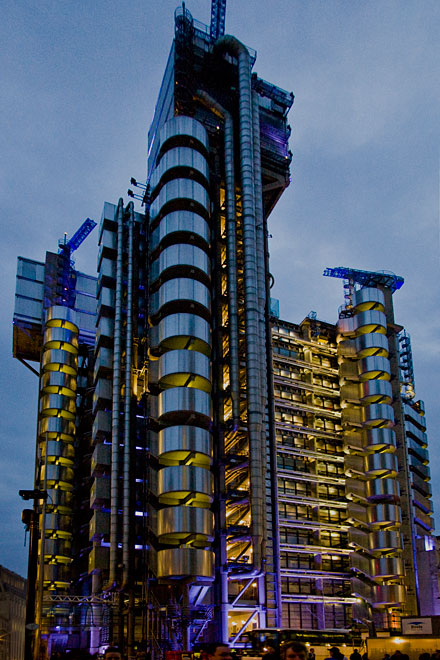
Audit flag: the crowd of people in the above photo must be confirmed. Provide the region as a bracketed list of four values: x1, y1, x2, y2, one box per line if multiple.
[48, 641, 440, 660]
[381, 652, 440, 660]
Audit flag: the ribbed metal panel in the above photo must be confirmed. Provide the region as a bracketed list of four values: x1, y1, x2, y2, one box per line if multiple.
[42, 465, 74, 486]
[354, 287, 385, 312]
[44, 538, 71, 558]
[368, 503, 401, 527]
[43, 440, 74, 463]
[41, 350, 78, 374]
[157, 465, 213, 505]
[150, 180, 210, 221]
[157, 506, 214, 542]
[157, 548, 214, 579]
[373, 583, 405, 606]
[370, 529, 401, 552]
[41, 371, 77, 396]
[367, 478, 399, 501]
[365, 428, 396, 451]
[371, 556, 403, 578]
[44, 514, 73, 533]
[159, 115, 209, 153]
[158, 387, 211, 424]
[151, 211, 210, 251]
[39, 394, 76, 419]
[158, 349, 211, 392]
[359, 380, 392, 404]
[45, 305, 78, 332]
[158, 425, 212, 466]
[43, 564, 70, 584]
[151, 244, 210, 284]
[358, 355, 391, 380]
[39, 417, 75, 441]
[43, 327, 79, 353]
[366, 452, 398, 476]
[150, 147, 209, 192]
[363, 403, 394, 428]
[354, 310, 387, 335]
[151, 278, 211, 317]
[355, 332, 389, 358]
[151, 313, 211, 357]
[44, 489, 73, 508]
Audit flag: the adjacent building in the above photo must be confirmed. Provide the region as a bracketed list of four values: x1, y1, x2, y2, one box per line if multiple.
[12, 3, 436, 657]
[0, 566, 26, 660]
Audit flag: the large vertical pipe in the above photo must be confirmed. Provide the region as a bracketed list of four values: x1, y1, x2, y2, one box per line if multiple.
[109, 198, 124, 587]
[252, 89, 269, 625]
[123, 204, 135, 656]
[252, 90, 268, 416]
[123, 203, 134, 587]
[196, 90, 240, 427]
[217, 35, 264, 571]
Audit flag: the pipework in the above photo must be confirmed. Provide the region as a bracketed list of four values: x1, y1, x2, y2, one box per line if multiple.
[122, 203, 134, 588]
[109, 198, 124, 587]
[196, 89, 240, 427]
[216, 34, 265, 572]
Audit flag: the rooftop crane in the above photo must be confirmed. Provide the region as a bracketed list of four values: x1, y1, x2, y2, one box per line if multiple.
[210, 0, 226, 40]
[57, 217, 97, 308]
[323, 266, 404, 292]
[58, 217, 97, 260]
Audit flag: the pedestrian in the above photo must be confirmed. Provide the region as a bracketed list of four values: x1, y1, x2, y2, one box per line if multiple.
[280, 642, 307, 660]
[350, 651, 362, 660]
[202, 643, 233, 660]
[308, 648, 316, 660]
[104, 648, 123, 660]
[325, 648, 348, 660]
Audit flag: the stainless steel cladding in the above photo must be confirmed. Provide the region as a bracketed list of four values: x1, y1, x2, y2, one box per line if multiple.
[37, 306, 78, 590]
[339, 286, 404, 608]
[151, 313, 211, 356]
[149, 116, 214, 580]
[157, 548, 214, 580]
[150, 210, 210, 251]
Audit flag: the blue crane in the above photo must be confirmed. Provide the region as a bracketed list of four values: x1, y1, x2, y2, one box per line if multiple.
[210, 0, 226, 41]
[59, 217, 97, 258]
[323, 266, 404, 292]
[57, 218, 97, 308]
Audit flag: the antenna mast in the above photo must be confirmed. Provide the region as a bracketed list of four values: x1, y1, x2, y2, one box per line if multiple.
[210, 0, 226, 40]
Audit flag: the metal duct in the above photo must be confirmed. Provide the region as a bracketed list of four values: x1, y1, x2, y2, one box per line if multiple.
[216, 34, 264, 570]
[196, 89, 240, 426]
[109, 198, 124, 587]
[123, 203, 134, 587]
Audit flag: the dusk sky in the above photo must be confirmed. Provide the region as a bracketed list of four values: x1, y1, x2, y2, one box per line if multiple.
[1, 0, 439, 576]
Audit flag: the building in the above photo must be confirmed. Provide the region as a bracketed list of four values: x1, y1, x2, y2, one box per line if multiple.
[271, 267, 435, 635]
[12, 3, 435, 657]
[0, 566, 26, 660]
